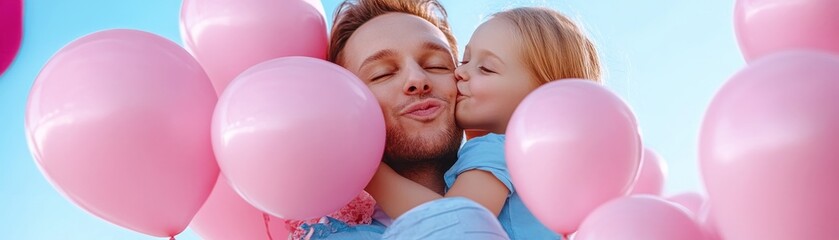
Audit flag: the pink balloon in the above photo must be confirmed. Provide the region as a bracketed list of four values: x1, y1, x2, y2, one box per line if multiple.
[26, 29, 218, 237]
[191, 174, 290, 240]
[212, 57, 385, 220]
[735, 0, 839, 62]
[629, 148, 668, 196]
[697, 202, 722, 240]
[666, 192, 706, 217]
[507, 79, 642, 234]
[180, 0, 328, 95]
[0, 0, 22, 76]
[700, 50, 839, 240]
[575, 196, 706, 240]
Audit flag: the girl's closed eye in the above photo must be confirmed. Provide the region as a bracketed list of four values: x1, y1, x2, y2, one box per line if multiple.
[478, 66, 496, 74]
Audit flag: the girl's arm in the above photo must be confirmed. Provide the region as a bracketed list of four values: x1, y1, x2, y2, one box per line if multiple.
[365, 162, 509, 219]
[364, 163, 442, 219]
[444, 170, 509, 216]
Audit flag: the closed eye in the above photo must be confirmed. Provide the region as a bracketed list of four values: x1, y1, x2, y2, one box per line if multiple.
[370, 73, 394, 82]
[479, 66, 496, 74]
[426, 66, 451, 71]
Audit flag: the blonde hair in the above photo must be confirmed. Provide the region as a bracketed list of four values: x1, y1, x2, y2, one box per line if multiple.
[328, 0, 458, 64]
[493, 7, 601, 84]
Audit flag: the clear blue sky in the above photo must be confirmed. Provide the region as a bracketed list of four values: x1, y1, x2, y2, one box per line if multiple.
[0, 0, 743, 239]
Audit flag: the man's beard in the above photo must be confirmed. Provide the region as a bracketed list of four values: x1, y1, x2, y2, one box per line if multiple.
[382, 114, 462, 172]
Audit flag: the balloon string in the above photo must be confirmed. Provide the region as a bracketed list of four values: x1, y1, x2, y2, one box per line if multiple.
[263, 213, 274, 240]
[169, 237, 175, 240]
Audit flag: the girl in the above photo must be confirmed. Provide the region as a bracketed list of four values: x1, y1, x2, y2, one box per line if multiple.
[367, 6, 602, 239]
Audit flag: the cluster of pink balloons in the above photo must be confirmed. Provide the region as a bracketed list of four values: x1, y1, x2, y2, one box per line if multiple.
[24, 0, 839, 239]
[505, 80, 710, 240]
[26, 0, 386, 239]
[507, 0, 839, 240]
[701, 0, 839, 239]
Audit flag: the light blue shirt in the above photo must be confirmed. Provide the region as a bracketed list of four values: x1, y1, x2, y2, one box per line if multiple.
[444, 133, 561, 240]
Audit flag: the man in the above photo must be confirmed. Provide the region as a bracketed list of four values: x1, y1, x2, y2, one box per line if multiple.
[330, 0, 461, 202]
[295, 0, 509, 239]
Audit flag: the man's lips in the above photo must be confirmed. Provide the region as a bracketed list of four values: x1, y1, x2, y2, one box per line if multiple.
[400, 98, 444, 121]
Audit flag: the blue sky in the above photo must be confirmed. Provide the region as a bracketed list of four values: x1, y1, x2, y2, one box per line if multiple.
[0, 0, 743, 239]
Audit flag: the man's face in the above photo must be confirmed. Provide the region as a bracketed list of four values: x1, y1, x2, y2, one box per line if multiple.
[340, 13, 461, 164]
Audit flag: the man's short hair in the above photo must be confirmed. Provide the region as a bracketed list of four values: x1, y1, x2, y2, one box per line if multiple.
[328, 0, 458, 64]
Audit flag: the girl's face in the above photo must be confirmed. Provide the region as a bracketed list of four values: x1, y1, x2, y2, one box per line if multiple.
[455, 18, 540, 133]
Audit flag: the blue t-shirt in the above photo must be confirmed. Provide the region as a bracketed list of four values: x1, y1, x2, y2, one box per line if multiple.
[444, 133, 561, 240]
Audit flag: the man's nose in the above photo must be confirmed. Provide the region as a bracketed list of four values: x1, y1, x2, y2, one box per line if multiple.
[403, 64, 431, 95]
